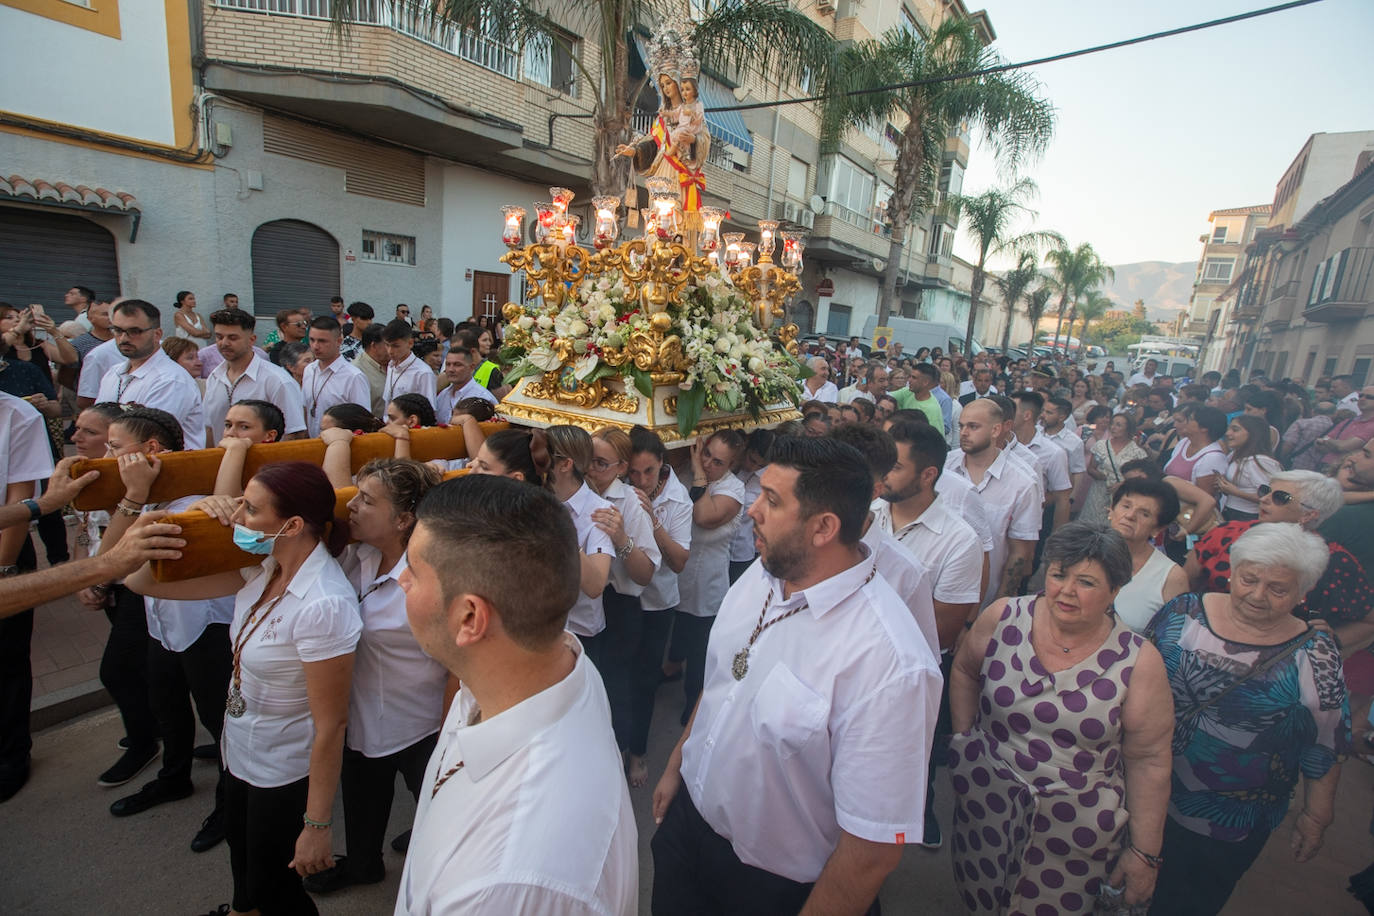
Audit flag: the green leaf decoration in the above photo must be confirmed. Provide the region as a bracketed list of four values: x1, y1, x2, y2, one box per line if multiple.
[630, 365, 654, 398]
[677, 385, 707, 439]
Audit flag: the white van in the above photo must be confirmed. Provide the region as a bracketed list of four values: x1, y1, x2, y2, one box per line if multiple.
[860, 316, 984, 357]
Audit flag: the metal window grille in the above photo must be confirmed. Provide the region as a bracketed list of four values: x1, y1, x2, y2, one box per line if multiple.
[361, 230, 416, 265]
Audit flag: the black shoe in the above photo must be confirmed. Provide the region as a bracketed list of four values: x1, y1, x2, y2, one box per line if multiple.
[390, 828, 412, 853]
[0, 759, 30, 803]
[191, 807, 226, 853]
[97, 744, 159, 787]
[117, 736, 130, 750]
[193, 743, 218, 761]
[302, 856, 384, 894]
[110, 778, 193, 817]
[920, 810, 942, 849]
[197, 906, 229, 916]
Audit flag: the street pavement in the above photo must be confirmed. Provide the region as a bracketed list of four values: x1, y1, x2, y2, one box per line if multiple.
[3, 680, 1372, 915]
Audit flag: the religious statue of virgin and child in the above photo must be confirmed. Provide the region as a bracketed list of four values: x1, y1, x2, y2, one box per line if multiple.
[615, 19, 710, 217]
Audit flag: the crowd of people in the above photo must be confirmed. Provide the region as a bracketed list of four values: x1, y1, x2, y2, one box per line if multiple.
[1, 286, 1373, 915]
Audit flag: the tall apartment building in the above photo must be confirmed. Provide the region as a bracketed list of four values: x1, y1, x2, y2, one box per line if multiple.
[1213, 131, 1374, 379]
[1184, 205, 1269, 349]
[0, 0, 997, 339]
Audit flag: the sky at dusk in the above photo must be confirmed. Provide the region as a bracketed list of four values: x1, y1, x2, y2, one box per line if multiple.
[952, 0, 1374, 269]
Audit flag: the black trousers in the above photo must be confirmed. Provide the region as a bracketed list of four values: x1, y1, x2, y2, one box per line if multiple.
[1148, 816, 1270, 916]
[674, 612, 716, 726]
[340, 733, 437, 874]
[628, 609, 675, 756]
[0, 537, 37, 772]
[924, 651, 955, 822]
[599, 586, 643, 751]
[651, 789, 883, 916]
[102, 586, 159, 750]
[225, 771, 319, 916]
[728, 558, 754, 585]
[146, 624, 232, 795]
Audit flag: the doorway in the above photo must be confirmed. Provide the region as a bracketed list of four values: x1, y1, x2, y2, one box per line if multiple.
[472, 271, 509, 321]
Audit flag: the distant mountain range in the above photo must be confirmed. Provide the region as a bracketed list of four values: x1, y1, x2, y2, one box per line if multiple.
[1102, 261, 1195, 321]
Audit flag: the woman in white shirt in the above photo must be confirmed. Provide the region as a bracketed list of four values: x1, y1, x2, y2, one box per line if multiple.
[544, 426, 614, 655]
[128, 461, 360, 916]
[587, 428, 661, 774]
[673, 430, 747, 725]
[1216, 414, 1282, 523]
[303, 459, 449, 896]
[172, 290, 211, 341]
[625, 427, 692, 788]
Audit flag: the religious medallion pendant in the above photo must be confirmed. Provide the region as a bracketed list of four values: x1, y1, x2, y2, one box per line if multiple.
[226, 686, 247, 718]
[731, 648, 750, 681]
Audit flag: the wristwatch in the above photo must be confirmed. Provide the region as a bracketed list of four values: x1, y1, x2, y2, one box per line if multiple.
[616, 537, 636, 560]
[22, 498, 42, 521]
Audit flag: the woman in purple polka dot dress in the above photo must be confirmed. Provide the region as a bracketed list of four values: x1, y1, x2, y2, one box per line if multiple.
[948, 523, 1175, 915]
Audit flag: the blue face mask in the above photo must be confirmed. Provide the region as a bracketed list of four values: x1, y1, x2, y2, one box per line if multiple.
[232, 522, 287, 556]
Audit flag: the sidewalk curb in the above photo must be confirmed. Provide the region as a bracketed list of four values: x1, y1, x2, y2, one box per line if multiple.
[32, 681, 111, 732]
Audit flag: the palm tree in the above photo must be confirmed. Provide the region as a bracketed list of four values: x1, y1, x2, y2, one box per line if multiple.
[1045, 242, 1113, 353]
[991, 250, 1040, 353]
[1074, 291, 1111, 347]
[820, 18, 1054, 326]
[332, 0, 837, 197]
[1022, 283, 1052, 347]
[948, 178, 1061, 355]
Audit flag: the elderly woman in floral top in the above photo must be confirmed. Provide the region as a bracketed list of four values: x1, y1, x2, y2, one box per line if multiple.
[1147, 523, 1350, 916]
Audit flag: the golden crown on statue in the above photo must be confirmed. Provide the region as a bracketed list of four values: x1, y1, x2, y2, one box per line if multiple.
[495, 185, 809, 442]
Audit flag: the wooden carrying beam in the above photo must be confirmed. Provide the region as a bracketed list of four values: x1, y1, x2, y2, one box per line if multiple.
[70, 423, 507, 511]
[149, 469, 467, 582]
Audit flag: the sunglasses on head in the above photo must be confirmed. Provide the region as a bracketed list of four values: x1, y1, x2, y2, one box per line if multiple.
[1257, 484, 1304, 507]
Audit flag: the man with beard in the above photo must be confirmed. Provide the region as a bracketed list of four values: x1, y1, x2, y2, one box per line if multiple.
[650, 437, 940, 914]
[944, 399, 1040, 606]
[95, 300, 206, 448]
[202, 309, 306, 443]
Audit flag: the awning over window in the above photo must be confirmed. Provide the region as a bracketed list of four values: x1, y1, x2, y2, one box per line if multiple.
[0, 173, 142, 241]
[630, 37, 755, 155]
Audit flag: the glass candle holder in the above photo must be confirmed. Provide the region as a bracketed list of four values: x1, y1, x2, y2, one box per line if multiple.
[549, 187, 574, 214]
[640, 208, 658, 244]
[722, 232, 745, 270]
[738, 242, 756, 270]
[698, 207, 724, 252]
[651, 192, 681, 240]
[780, 229, 805, 270]
[501, 205, 526, 247]
[555, 214, 580, 250]
[591, 196, 620, 249]
[533, 202, 556, 244]
[756, 219, 779, 260]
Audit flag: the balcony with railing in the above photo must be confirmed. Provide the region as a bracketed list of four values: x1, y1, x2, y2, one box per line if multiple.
[1262, 278, 1299, 329]
[1304, 247, 1374, 323]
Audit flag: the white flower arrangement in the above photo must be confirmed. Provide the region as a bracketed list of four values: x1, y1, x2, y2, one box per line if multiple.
[501, 269, 806, 435]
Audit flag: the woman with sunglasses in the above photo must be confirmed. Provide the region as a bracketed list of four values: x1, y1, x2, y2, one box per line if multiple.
[1185, 470, 1374, 657]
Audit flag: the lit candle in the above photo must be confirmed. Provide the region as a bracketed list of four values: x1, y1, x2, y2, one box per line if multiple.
[550, 187, 574, 214]
[780, 229, 805, 269]
[533, 202, 555, 244]
[756, 219, 778, 260]
[738, 242, 756, 270]
[501, 205, 526, 247]
[591, 196, 619, 249]
[698, 207, 724, 253]
[722, 232, 744, 270]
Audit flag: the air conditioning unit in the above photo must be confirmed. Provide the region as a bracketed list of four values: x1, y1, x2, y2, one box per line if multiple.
[799, 209, 816, 229]
[784, 201, 803, 224]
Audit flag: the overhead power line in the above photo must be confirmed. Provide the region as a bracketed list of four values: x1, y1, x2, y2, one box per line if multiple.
[709, 0, 1328, 114]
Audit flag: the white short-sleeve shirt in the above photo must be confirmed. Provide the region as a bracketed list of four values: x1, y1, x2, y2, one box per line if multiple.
[681, 550, 942, 882]
[1042, 424, 1088, 476]
[144, 495, 236, 652]
[599, 477, 662, 597]
[933, 471, 994, 553]
[641, 471, 693, 612]
[0, 393, 54, 490]
[564, 482, 615, 637]
[803, 380, 840, 404]
[302, 357, 372, 438]
[676, 472, 747, 618]
[383, 354, 437, 407]
[871, 496, 984, 606]
[204, 353, 306, 441]
[944, 448, 1042, 605]
[340, 544, 448, 757]
[729, 466, 765, 562]
[223, 542, 362, 788]
[396, 635, 637, 916]
[1024, 430, 1073, 494]
[96, 348, 207, 449]
[76, 338, 123, 400]
[861, 522, 939, 658]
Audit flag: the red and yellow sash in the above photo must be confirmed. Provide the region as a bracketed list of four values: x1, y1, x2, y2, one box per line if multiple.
[653, 114, 704, 213]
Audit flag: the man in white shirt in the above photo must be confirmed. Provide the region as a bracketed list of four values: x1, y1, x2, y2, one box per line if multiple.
[202, 309, 307, 444]
[945, 399, 1041, 606]
[1011, 391, 1073, 534]
[1128, 358, 1160, 388]
[397, 475, 637, 915]
[1041, 395, 1087, 495]
[838, 364, 886, 406]
[96, 300, 206, 449]
[958, 366, 997, 404]
[381, 320, 436, 408]
[0, 392, 56, 801]
[433, 344, 497, 423]
[651, 437, 941, 914]
[301, 315, 371, 437]
[76, 335, 125, 409]
[1333, 374, 1360, 416]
